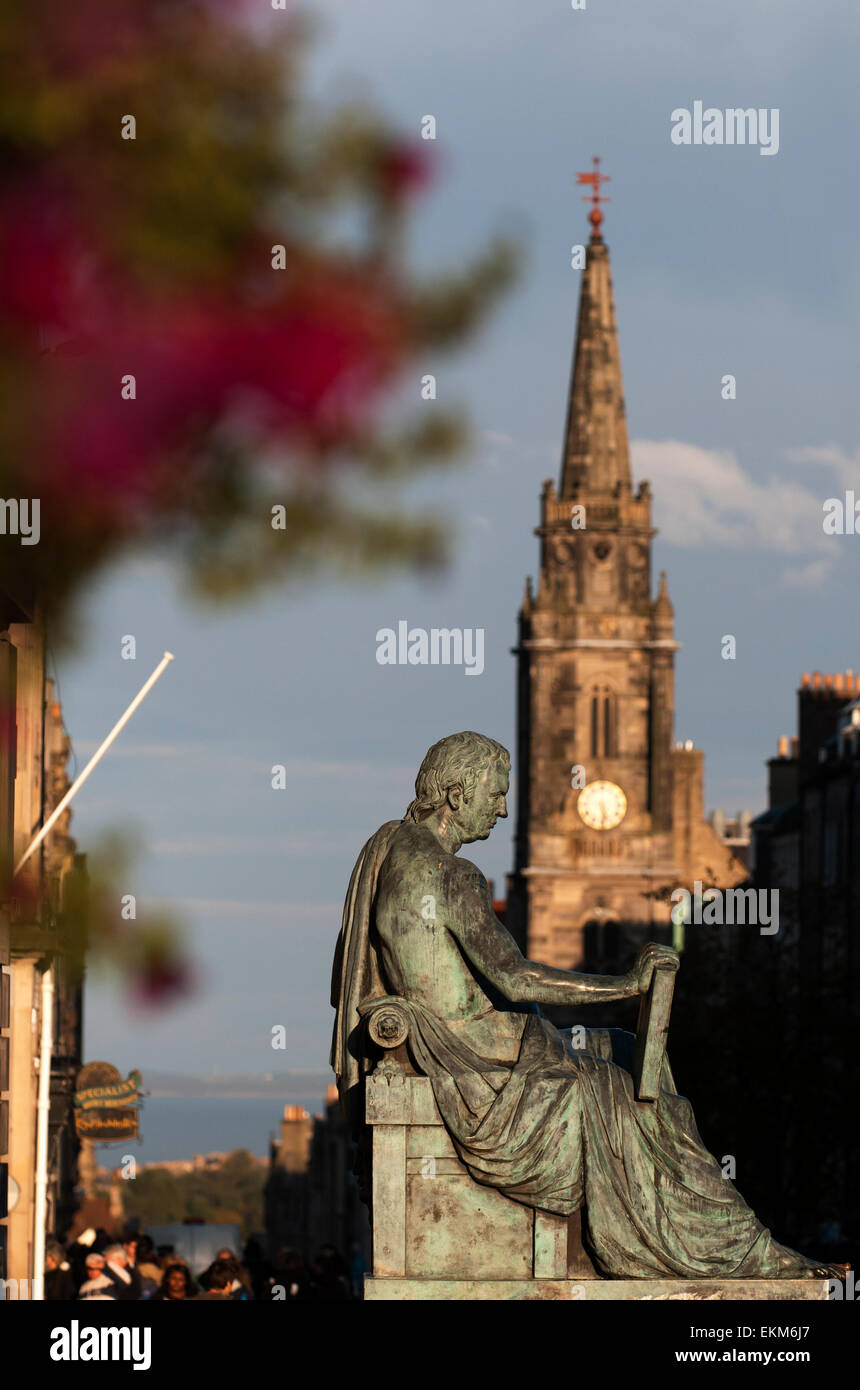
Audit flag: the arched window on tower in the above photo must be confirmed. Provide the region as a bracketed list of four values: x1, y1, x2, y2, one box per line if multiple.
[589, 685, 616, 757]
[583, 919, 621, 974]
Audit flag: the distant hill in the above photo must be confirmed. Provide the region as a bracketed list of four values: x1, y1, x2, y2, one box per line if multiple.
[143, 1070, 334, 1099]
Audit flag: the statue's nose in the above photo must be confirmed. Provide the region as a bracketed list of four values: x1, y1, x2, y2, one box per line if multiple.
[499, 799, 508, 819]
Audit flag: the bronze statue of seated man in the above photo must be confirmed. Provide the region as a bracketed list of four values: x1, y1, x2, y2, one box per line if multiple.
[331, 731, 837, 1281]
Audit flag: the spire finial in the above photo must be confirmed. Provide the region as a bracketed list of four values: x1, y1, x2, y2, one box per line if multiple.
[576, 156, 611, 239]
[655, 569, 674, 620]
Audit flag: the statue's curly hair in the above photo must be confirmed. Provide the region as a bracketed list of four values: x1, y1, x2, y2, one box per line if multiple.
[405, 731, 510, 822]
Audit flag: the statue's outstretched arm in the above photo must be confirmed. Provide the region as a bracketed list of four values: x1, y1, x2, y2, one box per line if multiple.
[447, 864, 666, 1006]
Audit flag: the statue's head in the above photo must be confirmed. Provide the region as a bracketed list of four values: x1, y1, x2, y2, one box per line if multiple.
[405, 732, 510, 843]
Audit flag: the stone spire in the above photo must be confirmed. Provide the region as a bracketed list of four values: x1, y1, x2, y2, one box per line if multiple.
[559, 165, 631, 500]
[653, 570, 674, 632]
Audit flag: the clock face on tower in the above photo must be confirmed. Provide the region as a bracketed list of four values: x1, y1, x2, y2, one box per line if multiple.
[577, 780, 627, 830]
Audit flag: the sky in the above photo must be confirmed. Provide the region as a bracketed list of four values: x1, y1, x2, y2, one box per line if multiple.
[57, 0, 860, 1078]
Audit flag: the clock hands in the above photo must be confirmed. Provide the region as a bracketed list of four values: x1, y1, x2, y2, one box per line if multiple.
[578, 780, 626, 830]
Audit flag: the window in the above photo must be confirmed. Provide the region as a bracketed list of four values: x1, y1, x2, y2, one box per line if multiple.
[583, 919, 621, 973]
[589, 685, 616, 757]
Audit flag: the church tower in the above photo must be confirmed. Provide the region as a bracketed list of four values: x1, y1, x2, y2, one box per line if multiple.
[507, 164, 742, 972]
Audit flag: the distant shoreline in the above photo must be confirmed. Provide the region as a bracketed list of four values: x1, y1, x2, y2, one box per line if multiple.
[142, 1072, 334, 1101]
[95, 1094, 328, 1162]
[145, 1090, 327, 1101]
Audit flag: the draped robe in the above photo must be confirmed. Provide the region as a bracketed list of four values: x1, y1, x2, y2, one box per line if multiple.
[331, 820, 816, 1279]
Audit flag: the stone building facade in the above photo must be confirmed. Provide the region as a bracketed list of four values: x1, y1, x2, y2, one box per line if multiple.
[265, 1090, 369, 1274]
[506, 199, 744, 976]
[754, 673, 857, 1257]
[0, 592, 84, 1288]
[670, 670, 858, 1265]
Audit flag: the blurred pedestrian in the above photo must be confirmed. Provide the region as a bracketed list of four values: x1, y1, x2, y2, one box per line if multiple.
[78, 1252, 115, 1300]
[243, 1236, 268, 1300]
[266, 1248, 310, 1301]
[103, 1243, 142, 1301]
[135, 1235, 162, 1298]
[153, 1262, 197, 1301]
[44, 1241, 76, 1300]
[66, 1227, 98, 1291]
[309, 1245, 348, 1301]
[196, 1260, 234, 1300]
[200, 1248, 253, 1300]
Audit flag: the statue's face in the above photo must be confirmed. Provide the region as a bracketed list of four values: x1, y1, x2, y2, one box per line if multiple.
[456, 759, 509, 842]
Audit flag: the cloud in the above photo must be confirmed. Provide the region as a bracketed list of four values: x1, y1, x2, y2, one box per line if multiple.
[151, 832, 361, 857]
[627, 438, 860, 589]
[71, 740, 263, 768]
[787, 444, 860, 492]
[148, 897, 340, 921]
[632, 440, 829, 554]
[283, 760, 414, 782]
[781, 559, 832, 590]
[70, 742, 414, 786]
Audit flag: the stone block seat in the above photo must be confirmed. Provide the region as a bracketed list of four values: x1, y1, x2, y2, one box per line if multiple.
[360, 998, 830, 1302]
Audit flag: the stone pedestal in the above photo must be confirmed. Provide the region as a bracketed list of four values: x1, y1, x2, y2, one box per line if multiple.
[366, 1277, 830, 1301]
[365, 1067, 830, 1302]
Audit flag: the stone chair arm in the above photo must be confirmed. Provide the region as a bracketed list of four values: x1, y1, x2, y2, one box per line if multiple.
[361, 996, 411, 1051]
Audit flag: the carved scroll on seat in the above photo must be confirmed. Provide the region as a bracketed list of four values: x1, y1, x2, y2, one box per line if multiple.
[632, 963, 677, 1102]
[363, 997, 411, 1051]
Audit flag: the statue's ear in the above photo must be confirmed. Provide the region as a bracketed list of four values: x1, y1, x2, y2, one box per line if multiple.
[447, 784, 463, 810]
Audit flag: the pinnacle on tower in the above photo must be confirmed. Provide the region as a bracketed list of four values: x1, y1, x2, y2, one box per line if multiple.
[521, 575, 533, 618]
[653, 569, 674, 636]
[559, 160, 631, 500]
[655, 570, 673, 614]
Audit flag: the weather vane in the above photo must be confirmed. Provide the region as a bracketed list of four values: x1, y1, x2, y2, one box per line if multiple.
[576, 156, 611, 236]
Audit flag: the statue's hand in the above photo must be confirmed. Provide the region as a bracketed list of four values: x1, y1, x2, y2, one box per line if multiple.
[632, 942, 680, 995]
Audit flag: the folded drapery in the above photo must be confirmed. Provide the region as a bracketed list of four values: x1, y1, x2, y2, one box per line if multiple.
[360, 993, 816, 1280]
[334, 819, 819, 1280]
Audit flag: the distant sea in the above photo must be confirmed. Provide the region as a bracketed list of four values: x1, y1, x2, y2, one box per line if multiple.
[95, 1097, 325, 1165]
